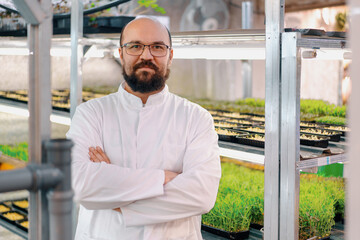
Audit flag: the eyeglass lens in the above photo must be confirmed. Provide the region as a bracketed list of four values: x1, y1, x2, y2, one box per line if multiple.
[125, 43, 168, 57]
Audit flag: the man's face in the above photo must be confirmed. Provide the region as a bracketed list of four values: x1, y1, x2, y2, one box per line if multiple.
[119, 19, 173, 93]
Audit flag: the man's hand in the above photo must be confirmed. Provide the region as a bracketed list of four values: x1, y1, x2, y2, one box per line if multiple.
[113, 207, 122, 213]
[89, 146, 111, 164]
[164, 170, 179, 185]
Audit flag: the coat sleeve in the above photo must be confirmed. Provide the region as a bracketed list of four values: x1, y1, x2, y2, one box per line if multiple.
[67, 102, 165, 210]
[121, 110, 221, 227]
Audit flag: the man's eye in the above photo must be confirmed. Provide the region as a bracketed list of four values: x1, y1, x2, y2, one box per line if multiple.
[128, 44, 141, 49]
[152, 45, 165, 50]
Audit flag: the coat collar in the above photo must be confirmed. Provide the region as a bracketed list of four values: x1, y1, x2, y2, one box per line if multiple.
[118, 82, 169, 110]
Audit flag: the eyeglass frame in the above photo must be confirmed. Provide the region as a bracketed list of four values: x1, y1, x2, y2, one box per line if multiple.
[120, 42, 171, 57]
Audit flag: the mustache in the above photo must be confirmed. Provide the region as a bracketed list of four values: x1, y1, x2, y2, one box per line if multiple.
[133, 60, 159, 71]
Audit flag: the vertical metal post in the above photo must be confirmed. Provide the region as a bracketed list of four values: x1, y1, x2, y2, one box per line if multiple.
[346, 1, 360, 239]
[70, 0, 84, 118]
[46, 139, 74, 240]
[264, 0, 284, 239]
[337, 61, 343, 106]
[27, 0, 52, 239]
[241, 1, 253, 98]
[280, 32, 300, 240]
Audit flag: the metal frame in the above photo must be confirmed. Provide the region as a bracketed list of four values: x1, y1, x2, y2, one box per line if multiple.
[21, 0, 53, 238]
[241, 1, 253, 98]
[279, 32, 301, 240]
[264, 0, 284, 239]
[70, 0, 84, 118]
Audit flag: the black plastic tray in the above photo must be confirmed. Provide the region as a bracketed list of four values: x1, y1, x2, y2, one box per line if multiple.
[0, 16, 135, 36]
[326, 31, 346, 38]
[0, 203, 11, 213]
[284, 28, 326, 36]
[0, 211, 27, 224]
[12, 199, 28, 214]
[202, 224, 250, 239]
[316, 123, 349, 137]
[217, 129, 249, 144]
[236, 134, 265, 148]
[16, 219, 28, 232]
[300, 136, 329, 148]
[223, 118, 256, 126]
[300, 128, 342, 142]
[234, 127, 265, 135]
[214, 120, 240, 129]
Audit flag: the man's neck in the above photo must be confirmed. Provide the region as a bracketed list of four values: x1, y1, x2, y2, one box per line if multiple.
[123, 82, 164, 104]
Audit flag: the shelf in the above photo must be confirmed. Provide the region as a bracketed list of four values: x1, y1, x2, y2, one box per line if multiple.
[219, 141, 265, 165]
[0, 98, 70, 126]
[219, 138, 347, 170]
[298, 153, 347, 170]
[297, 35, 348, 49]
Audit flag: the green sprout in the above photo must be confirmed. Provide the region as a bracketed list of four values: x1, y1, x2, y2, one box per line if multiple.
[136, 0, 166, 14]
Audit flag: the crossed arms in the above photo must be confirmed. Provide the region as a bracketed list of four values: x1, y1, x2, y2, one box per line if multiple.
[67, 103, 221, 227]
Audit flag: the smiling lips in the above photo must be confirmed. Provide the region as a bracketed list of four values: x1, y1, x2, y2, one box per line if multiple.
[133, 60, 159, 72]
[138, 66, 155, 71]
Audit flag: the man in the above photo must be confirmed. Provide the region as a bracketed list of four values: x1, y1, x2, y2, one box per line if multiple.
[67, 17, 221, 240]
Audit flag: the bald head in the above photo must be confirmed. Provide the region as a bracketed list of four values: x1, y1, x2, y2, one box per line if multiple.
[120, 17, 172, 47]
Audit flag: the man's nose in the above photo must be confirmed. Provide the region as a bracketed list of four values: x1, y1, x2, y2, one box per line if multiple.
[140, 45, 154, 59]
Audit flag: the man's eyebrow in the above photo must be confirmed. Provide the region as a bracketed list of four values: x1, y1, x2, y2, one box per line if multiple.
[126, 40, 167, 45]
[152, 41, 167, 45]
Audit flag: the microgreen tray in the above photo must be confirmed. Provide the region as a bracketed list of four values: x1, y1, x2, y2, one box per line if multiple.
[300, 128, 342, 142]
[11, 198, 29, 214]
[201, 224, 250, 239]
[0, 211, 27, 225]
[16, 219, 28, 232]
[236, 134, 265, 148]
[0, 203, 11, 213]
[234, 127, 265, 135]
[300, 134, 329, 148]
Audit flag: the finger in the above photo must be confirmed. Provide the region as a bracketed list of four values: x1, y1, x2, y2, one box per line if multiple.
[113, 207, 122, 213]
[89, 151, 101, 162]
[91, 147, 106, 162]
[95, 146, 111, 164]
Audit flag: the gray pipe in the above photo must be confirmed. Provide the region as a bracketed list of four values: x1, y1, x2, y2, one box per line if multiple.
[0, 164, 62, 193]
[45, 139, 74, 240]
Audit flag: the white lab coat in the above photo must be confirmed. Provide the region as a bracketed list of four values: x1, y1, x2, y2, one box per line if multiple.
[66, 83, 221, 240]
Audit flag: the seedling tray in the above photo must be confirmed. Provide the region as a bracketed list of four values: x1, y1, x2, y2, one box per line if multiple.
[16, 219, 28, 232]
[214, 121, 240, 129]
[202, 224, 250, 239]
[217, 129, 249, 144]
[316, 123, 349, 137]
[236, 134, 265, 148]
[300, 134, 329, 148]
[0, 211, 26, 224]
[12, 199, 29, 214]
[234, 126, 265, 135]
[300, 128, 341, 142]
[0, 203, 11, 213]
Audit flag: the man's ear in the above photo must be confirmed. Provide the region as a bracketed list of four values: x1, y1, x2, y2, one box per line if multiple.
[168, 48, 174, 66]
[118, 48, 124, 65]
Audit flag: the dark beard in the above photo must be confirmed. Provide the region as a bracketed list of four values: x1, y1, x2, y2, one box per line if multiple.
[123, 60, 170, 93]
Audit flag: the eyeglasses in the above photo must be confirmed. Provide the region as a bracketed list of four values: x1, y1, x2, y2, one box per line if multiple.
[121, 43, 170, 57]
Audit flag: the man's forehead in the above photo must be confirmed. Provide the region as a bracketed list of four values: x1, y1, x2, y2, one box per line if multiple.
[122, 18, 170, 44]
